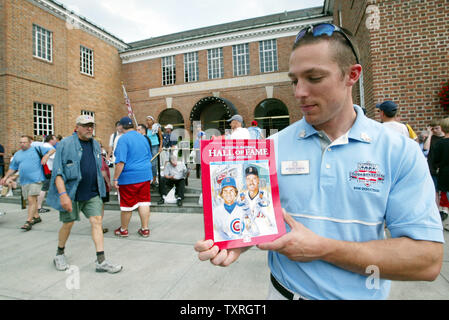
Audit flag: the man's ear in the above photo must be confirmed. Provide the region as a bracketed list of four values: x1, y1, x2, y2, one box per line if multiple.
[346, 64, 362, 87]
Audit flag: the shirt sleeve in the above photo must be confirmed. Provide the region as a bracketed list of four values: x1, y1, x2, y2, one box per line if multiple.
[114, 137, 128, 164]
[386, 142, 444, 243]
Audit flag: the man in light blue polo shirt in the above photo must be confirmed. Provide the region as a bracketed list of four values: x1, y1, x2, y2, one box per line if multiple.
[194, 23, 444, 300]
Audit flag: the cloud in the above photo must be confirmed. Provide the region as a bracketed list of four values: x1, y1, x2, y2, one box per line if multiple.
[57, 0, 324, 43]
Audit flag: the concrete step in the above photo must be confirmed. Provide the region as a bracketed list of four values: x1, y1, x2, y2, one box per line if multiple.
[0, 188, 204, 214]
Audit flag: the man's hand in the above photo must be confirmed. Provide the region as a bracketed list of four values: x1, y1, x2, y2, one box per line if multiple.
[257, 209, 329, 262]
[194, 239, 245, 267]
[60, 193, 72, 213]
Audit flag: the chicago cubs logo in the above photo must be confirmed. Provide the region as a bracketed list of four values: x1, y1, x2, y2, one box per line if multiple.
[230, 218, 245, 235]
[349, 161, 385, 187]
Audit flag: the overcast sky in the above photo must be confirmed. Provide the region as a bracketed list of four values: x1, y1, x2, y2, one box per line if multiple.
[56, 0, 324, 43]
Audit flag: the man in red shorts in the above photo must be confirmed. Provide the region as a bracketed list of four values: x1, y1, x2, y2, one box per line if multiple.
[113, 117, 153, 238]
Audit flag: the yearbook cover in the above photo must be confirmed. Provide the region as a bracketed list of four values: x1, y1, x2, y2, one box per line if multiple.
[200, 139, 285, 250]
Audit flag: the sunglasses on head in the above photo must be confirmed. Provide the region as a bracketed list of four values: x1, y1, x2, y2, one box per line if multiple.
[295, 23, 360, 65]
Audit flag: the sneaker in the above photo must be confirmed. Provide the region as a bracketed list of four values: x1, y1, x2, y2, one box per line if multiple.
[114, 227, 128, 237]
[54, 254, 69, 271]
[177, 198, 182, 207]
[38, 208, 50, 213]
[157, 199, 165, 205]
[440, 211, 448, 221]
[138, 228, 150, 237]
[95, 260, 123, 274]
[5, 189, 13, 197]
[0, 211, 6, 217]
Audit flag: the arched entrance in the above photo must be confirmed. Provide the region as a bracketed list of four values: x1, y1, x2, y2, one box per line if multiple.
[158, 108, 185, 130]
[190, 97, 237, 134]
[254, 98, 290, 135]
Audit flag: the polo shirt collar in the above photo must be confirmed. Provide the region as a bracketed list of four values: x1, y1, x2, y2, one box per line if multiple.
[296, 105, 372, 144]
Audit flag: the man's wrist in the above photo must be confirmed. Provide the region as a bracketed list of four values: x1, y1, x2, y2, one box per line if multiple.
[58, 191, 67, 197]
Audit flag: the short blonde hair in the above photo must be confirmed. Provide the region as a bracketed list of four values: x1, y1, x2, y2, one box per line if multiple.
[439, 117, 449, 134]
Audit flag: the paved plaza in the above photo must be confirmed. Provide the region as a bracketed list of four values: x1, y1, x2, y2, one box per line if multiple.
[0, 202, 448, 300]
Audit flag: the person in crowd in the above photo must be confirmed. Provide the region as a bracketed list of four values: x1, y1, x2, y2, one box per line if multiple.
[226, 115, 251, 139]
[158, 154, 188, 207]
[0, 135, 55, 231]
[113, 117, 153, 238]
[46, 115, 122, 273]
[146, 116, 163, 186]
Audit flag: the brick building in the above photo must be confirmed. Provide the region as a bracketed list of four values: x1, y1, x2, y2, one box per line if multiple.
[1, 0, 448, 165]
[332, 0, 449, 131]
[0, 0, 128, 163]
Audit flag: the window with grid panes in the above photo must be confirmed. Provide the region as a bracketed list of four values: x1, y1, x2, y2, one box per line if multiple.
[162, 56, 176, 85]
[259, 39, 278, 73]
[80, 46, 94, 76]
[33, 102, 54, 137]
[32, 24, 52, 62]
[207, 48, 224, 79]
[184, 52, 199, 82]
[232, 43, 250, 76]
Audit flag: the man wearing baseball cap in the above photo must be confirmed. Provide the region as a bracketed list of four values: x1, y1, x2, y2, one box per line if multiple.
[47, 114, 122, 273]
[226, 114, 251, 139]
[376, 101, 410, 138]
[113, 116, 153, 238]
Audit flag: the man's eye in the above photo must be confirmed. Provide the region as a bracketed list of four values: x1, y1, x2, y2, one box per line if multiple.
[291, 79, 298, 86]
[309, 77, 322, 82]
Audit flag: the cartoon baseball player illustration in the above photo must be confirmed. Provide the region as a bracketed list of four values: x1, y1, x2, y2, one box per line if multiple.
[237, 192, 260, 237]
[244, 166, 276, 234]
[213, 176, 246, 241]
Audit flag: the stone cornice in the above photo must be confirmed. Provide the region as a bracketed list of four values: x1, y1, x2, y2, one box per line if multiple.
[120, 16, 332, 64]
[29, 0, 129, 51]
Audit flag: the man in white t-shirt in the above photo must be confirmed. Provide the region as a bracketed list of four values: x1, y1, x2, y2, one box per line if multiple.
[376, 101, 409, 137]
[226, 115, 251, 139]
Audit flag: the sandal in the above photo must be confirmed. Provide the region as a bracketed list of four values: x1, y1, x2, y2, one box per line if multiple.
[21, 221, 33, 231]
[32, 217, 42, 225]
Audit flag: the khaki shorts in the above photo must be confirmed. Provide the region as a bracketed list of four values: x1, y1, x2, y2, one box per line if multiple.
[59, 195, 103, 223]
[22, 182, 43, 198]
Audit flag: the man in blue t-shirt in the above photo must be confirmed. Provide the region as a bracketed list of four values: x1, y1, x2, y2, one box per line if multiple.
[113, 117, 153, 238]
[0, 135, 55, 231]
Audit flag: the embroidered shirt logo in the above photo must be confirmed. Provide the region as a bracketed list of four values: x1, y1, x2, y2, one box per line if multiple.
[349, 162, 385, 187]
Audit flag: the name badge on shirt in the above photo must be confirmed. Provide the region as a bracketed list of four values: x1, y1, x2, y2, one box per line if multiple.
[281, 160, 310, 175]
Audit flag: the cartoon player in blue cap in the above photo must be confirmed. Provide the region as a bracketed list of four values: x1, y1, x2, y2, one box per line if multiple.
[213, 176, 246, 241]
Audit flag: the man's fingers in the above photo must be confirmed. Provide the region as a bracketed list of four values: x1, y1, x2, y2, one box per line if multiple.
[257, 235, 287, 251]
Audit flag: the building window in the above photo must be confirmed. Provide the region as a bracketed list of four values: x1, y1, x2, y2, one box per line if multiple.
[259, 39, 278, 73]
[162, 56, 176, 85]
[207, 48, 224, 79]
[80, 46, 94, 76]
[184, 52, 199, 82]
[32, 24, 52, 62]
[232, 43, 250, 76]
[33, 102, 54, 137]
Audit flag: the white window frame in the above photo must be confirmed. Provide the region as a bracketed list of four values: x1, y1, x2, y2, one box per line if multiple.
[232, 43, 250, 76]
[162, 56, 176, 86]
[33, 102, 54, 137]
[259, 39, 278, 73]
[184, 52, 199, 83]
[32, 24, 53, 62]
[207, 48, 224, 79]
[80, 45, 94, 76]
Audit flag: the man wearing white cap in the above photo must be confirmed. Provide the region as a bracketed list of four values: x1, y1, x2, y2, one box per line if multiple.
[47, 114, 122, 274]
[226, 115, 251, 139]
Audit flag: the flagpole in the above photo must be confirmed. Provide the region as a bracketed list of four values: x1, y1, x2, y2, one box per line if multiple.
[121, 82, 138, 127]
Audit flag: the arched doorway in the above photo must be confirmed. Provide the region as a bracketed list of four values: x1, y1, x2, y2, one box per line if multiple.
[190, 97, 237, 134]
[158, 108, 185, 130]
[254, 99, 290, 135]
